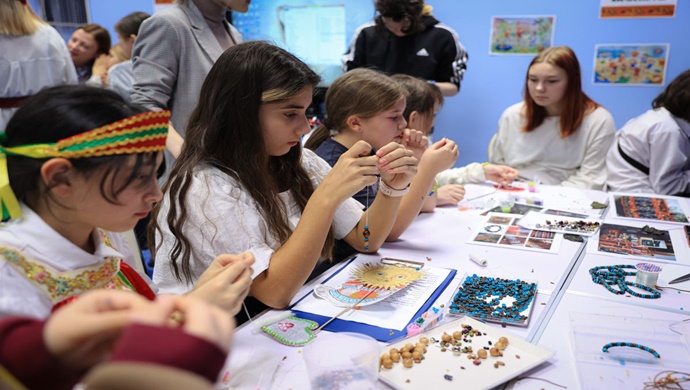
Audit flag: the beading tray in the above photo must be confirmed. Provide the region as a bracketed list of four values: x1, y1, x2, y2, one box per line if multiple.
[378, 317, 554, 390]
[447, 273, 538, 327]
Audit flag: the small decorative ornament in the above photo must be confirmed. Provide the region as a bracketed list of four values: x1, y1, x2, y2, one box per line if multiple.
[262, 316, 319, 346]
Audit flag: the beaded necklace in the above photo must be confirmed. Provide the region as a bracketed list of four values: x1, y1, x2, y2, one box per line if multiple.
[363, 185, 370, 251]
[589, 264, 661, 299]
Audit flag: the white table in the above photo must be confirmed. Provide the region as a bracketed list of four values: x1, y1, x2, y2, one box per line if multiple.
[222, 185, 689, 389]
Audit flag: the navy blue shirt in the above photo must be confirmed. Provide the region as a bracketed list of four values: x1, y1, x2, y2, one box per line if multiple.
[313, 137, 378, 209]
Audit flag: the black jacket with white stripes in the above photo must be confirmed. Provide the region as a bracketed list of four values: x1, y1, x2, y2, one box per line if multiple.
[342, 15, 468, 90]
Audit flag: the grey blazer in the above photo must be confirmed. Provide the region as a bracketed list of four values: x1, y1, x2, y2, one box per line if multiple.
[131, 2, 242, 137]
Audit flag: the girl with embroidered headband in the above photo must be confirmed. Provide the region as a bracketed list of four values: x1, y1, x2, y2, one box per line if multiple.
[0, 85, 254, 319]
[305, 68, 459, 243]
[151, 41, 418, 318]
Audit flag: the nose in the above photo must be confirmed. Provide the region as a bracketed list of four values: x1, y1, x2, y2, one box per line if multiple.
[535, 81, 545, 92]
[297, 116, 311, 136]
[399, 116, 407, 130]
[146, 180, 164, 203]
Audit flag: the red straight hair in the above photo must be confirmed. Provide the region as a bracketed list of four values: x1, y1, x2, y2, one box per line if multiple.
[523, 46, 599, 138]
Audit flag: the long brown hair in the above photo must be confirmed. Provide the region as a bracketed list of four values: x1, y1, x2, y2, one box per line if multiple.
[78, 24, 111, 56]
[150, 41, 325, 284]
[304, 68, 405, 151]
[391, 74, 442, 134]
[523, 46, 599, 138]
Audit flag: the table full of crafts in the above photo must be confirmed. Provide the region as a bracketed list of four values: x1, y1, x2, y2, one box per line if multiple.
[221, 182, 690, 390]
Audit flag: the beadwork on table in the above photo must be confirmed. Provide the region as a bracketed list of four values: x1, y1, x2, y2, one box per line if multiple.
[261, 316, 319, 346]
[378, 317, 554, 389]
[589, 264, 661, 299]
[518, 211, 601, 236]
[449, 274, 538, 326]
[314, 262, 425, 308]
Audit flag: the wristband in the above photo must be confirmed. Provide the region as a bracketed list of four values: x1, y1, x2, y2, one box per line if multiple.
[482, 162, 489, 167]
[379, 179, 411, 197]
[428, 180, 439, 196]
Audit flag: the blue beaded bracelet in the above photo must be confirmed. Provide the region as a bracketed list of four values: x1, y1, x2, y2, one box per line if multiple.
[589, 265, 661, 299]
[602, 342, 660, 358]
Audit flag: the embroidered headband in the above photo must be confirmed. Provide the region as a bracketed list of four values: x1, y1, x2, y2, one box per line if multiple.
[0, 110, 170, 221]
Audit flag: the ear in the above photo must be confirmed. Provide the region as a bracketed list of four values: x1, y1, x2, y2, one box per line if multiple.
[39, 158, 77, 198]
[408, 111, 420, 128]
[346, 115, 364, 133]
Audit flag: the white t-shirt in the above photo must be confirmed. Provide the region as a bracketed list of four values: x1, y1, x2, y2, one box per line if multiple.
[153, 148, 364, 294]
[491, 102, 616, 190]
[0, 205, 144, 319]
[606, 107, 690, 195]
[0, 23, 78, 131]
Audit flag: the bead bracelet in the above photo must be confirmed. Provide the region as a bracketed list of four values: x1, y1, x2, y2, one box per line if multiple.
[589, 265, 661, 299]
[602, 342, 660, 358]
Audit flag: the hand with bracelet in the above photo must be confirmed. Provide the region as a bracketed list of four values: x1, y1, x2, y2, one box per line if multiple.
[376, 141, 418, 193]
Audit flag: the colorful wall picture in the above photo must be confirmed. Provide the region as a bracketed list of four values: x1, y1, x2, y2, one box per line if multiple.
[489, 16, 555, 55]
[600, 0, 677, 19]
[597, 223, 676, 261]
[593, 44, 669, 86]
[611, 194, 689, 223]
[469, 213, 562, 253]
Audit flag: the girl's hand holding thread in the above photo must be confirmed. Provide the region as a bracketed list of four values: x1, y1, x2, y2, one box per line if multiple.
[420, 138, 459, 175]
[190, 253, 254, 315]
[376, 142, 418, 191]
[44, 290, 170, 370]
[483, 164, 519, 186]
[318, 140, 380, 203]
[401, 128, 428, 161]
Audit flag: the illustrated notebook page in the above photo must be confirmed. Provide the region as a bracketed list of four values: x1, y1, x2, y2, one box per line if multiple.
[291, 259, 452, 331]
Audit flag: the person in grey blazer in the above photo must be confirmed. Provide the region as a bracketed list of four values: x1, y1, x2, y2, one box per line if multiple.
[131, 0, 248, 157]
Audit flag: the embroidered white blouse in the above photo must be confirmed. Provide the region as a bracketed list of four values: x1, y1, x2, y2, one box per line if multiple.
[0, 204, 149, 319]
[153, 148, 364, 294]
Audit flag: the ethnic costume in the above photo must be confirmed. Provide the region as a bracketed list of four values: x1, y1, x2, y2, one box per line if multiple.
[0, 110, 169, 319]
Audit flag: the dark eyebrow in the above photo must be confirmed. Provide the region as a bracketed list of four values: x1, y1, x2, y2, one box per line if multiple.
[280, 104, 308, 110]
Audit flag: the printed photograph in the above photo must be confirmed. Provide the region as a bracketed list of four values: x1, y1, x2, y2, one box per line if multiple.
[597, 223, 676, 261]
[499, 235, 527, 246]
[613, 195, 688, 223]
[487, 215, 514, 225]
[530, 230, 556, 239]
[526, 238, 554, 250]
[506, 225, 532, 237]
[474, 233, 502, 244]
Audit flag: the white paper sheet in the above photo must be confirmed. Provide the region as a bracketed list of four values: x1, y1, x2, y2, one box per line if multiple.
[292, 258, 452, 331]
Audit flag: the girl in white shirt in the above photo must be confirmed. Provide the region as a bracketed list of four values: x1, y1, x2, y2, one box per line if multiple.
[152, 42, 418, 310]
[491, 46, 616, 190]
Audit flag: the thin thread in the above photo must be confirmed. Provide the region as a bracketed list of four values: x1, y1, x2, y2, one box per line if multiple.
[643, 370, 690, 389]
[515, 376, 568, 388]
